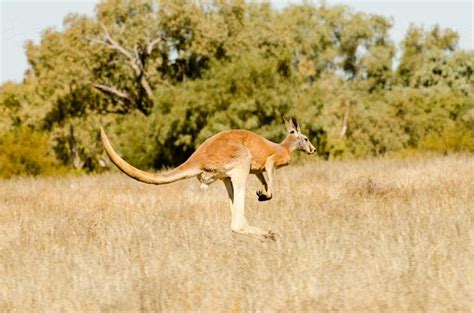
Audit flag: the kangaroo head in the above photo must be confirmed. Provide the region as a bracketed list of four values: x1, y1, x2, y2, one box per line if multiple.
[284, 117, 316, 155]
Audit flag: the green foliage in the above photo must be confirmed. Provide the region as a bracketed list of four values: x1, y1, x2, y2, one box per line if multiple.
[419, 125, 474, 153]
[397, 25, 460, 87]
[49, 116, 106, 172]
[387, 86, 472, 147]
[149, 51, 295, 167]
[106, 112, 155, 169]
[0, 0, 472, 177]
[0, 127, 67, 178]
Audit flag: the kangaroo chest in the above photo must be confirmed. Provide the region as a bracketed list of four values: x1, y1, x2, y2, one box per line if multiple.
[249, 150, 290, 173]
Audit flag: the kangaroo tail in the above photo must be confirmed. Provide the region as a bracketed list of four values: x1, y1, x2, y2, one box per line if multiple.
[100, 127, 201, 185]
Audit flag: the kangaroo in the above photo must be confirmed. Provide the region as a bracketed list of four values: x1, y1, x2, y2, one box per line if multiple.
[100, 118, 316, 240]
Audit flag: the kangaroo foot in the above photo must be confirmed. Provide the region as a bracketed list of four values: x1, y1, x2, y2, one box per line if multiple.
[232, 226, 276, 241]
[256, 190, 272, 202]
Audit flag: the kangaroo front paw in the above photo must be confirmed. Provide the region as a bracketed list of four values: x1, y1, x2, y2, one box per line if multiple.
[256, 190, 272, 201]
[264, 230, 276, 241]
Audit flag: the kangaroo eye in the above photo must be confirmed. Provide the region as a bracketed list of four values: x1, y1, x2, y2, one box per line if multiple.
[304, 138, 308, 142]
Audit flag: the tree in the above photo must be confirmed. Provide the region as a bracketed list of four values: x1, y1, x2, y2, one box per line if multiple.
[1, 0, 472, 177]
[397, 24, 459, 86]
[89, 0, 165, 115]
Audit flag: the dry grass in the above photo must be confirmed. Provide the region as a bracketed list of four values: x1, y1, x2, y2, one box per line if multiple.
[1, 155, 472, 312]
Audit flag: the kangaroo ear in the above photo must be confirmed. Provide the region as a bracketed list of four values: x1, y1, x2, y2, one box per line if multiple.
[283, 117, 296, 133]
[291, 118, 300, 133]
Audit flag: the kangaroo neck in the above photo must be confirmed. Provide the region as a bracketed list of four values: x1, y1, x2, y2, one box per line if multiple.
[280, 135, 297, 154]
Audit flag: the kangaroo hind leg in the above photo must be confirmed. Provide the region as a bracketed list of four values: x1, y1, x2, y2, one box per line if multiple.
[227, 161, 275, 241]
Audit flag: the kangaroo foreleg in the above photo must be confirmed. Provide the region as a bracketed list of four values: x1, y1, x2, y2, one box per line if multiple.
[256, 173, 272, 201]
[256, 160, 275, 201]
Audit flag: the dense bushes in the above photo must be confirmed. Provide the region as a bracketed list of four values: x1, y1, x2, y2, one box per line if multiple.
[108, 76, 472, 169]
[0, 1, 472, 178]
[0, 127, 66, 178]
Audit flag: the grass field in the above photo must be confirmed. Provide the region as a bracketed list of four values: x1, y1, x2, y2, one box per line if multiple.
[1, 154, 472, 312]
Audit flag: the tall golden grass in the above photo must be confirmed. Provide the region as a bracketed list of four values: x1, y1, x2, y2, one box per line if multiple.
[1, 155, 472, 312]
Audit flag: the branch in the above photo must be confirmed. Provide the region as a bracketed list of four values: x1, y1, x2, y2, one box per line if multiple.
[99, 23, 134, 62]
[95, 23, 141, 75]
[139, 76, 153, 99]
[92, 83, 132, 101]
[88, 24, 165, 113]
[339, 99, 351, 139]
[87, 37, 110, 47]
[133, 44, 143, 72]
[99, 107, 130, 115]
[146, 37, 161, 55]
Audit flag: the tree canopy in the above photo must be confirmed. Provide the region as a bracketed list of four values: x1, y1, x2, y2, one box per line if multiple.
[1, 0, 473, 177]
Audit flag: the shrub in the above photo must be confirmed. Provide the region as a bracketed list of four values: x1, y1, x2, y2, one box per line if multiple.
[0, 127, 66, 178]
[419, 125, 474, 153]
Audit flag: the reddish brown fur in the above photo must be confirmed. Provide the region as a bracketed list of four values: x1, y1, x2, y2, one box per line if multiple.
[186, 130, 291, 174]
